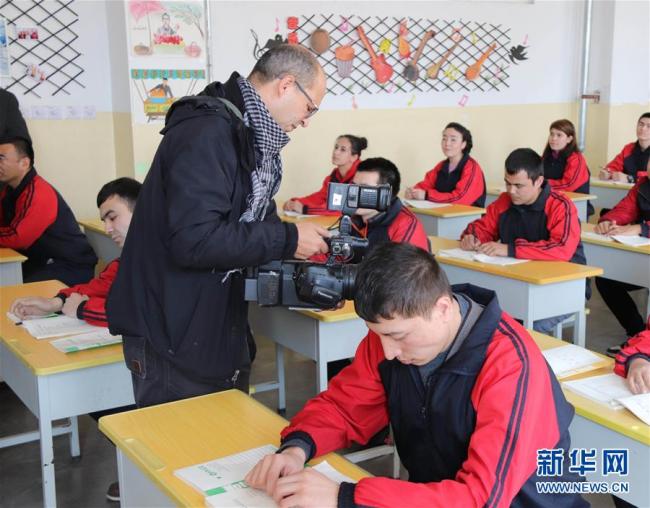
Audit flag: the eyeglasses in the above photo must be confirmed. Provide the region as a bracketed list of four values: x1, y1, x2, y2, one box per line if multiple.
[294, 81, 319, 118]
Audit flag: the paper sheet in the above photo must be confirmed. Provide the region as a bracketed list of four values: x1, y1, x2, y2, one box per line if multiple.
[438, 248, 529, 266]
[542, 345, 607, 379]
[175, 445, 278, 496]
[611, 235, 650, 247]
[49, 329, 122, 353]
[403, 199, 449, 209]
[21, 315, 101, 339]
[281, 210, 312, 219]
[562, 373, 633, 409]
[6, 311, 57, 323]
[616, 393, 650, 426]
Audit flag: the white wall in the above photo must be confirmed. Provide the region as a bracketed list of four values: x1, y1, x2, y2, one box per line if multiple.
[209, 0, 585, 109]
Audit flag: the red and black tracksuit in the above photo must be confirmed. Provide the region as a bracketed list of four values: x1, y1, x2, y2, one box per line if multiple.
[542, 149, 591, 194]
[607, 142, 649, 182]
[0, 168, 97, 286]
[615, 317, 650, 379]
[281, 284, 587, 508]
[462, 182, 586, 264]
[294, 160, 360, 215]
[414, 155, 486, 207]
[595, 177, 650, 337]
[56, 259, 119, 326]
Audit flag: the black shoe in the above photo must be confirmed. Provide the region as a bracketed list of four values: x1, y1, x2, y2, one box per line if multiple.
[106, 482, 119, 502]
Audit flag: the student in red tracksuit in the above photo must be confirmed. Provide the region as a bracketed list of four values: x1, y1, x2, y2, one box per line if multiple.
[405, 122, 486, 206]
[315, 157, 429, 380]
[283, 134, 368, 215]
[615, 316, 650, 394]
[594, 174, 650, 355]
[542, 119, 591, 195]
[0, 140, 97, 286]
[460, 148, 588, 335]
[599, 112, 650, 183]
[10, 178, 141, 325]
[9, 177, 141, 503]
[246, 243, 587, 508]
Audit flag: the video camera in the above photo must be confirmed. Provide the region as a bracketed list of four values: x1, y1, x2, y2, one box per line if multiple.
[244, 182, 392, 309]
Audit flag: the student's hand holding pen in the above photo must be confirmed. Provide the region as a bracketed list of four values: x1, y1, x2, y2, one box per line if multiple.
[477, 241, 508, 257]
[594, 220, 616, 235]
[405, 187, 425, 200]
[245, 447, 306, 498]
[460, 234, 481, 251]
[598, 168, 612, 180]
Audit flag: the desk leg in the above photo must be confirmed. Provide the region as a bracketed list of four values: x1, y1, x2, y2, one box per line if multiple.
[523, 305, 535, 331]
[276, 344, 286, 412]
[37, 378, 56, 508]
[68, 416, 80, 457]
[316, 354, 328, 394]
[573, 310, 586, 348]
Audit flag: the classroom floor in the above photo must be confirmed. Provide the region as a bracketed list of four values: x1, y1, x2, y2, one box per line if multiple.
[0, 289, 645, 507]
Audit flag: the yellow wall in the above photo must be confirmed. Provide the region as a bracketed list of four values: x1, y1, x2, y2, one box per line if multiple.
[26, 112, 119, 220]
[26, 101, 649, 221]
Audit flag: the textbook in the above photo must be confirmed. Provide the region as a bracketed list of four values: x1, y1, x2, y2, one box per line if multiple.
[438, 248, 529, 266]
[21, 315, 101, 339]
[542, 345, 609, 379]
[403, 198, 449, 209]
[49, 329, 122, 353]
[562, 373, 633, 410]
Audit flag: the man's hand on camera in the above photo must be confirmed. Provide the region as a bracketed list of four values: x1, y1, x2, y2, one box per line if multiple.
[294, 222, 330, 259]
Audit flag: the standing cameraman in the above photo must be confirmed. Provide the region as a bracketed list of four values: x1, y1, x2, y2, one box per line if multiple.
[107, 45, 329, 408]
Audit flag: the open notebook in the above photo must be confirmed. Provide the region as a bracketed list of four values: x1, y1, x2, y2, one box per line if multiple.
[20, 314, 101, 339]
[582, 231, 650, 247]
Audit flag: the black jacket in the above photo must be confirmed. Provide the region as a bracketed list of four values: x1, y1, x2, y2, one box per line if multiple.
[107, 73, 298, 382]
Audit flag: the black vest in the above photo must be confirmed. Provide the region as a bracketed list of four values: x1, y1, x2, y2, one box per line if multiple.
[624, 143, 650, 180]
[434, 155, 486, 207]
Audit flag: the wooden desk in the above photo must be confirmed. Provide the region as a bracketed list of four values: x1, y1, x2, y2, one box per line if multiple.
[0, 248, 27, 286]
[429, 236, 602, 346]
[99, 390, 369, 507]
[486, 186, 596, 222]
[581, 223, 650, 315]
[531, 331, 649, 505]
[0, 281, 134, 507]
[406, 204, 485, 239]
[249, 301, 366, 411]
[590, 178, 633, 210]
[279, 213, 340, 229]
[78, 219, 121, 263]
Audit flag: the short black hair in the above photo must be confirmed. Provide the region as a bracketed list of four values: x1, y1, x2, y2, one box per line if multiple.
[96, 177, 142, 210]
[639, 112, 650, 121]
[444, 122, 473, 155]
[505, 148, 543, 181]
[338, 134, 368, 156]
[354, 243, 452, 323]
[357, 157, 401, 197]
[8, 138, 34, 167]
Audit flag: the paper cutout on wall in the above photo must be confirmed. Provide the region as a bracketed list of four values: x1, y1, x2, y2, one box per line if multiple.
[0, 17, 9, 78]
[129, 68, 206, 123]
[509, 45, 528, 64]
[127, 0, 205, 58]
[251, 30, 286, 59]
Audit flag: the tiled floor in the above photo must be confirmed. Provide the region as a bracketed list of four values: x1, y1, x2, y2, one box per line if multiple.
[0, 289, 646, 507]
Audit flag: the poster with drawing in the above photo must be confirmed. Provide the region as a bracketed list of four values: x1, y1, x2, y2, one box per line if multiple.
[129, 67, 206, 124]
[127, 0, 206, 59]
